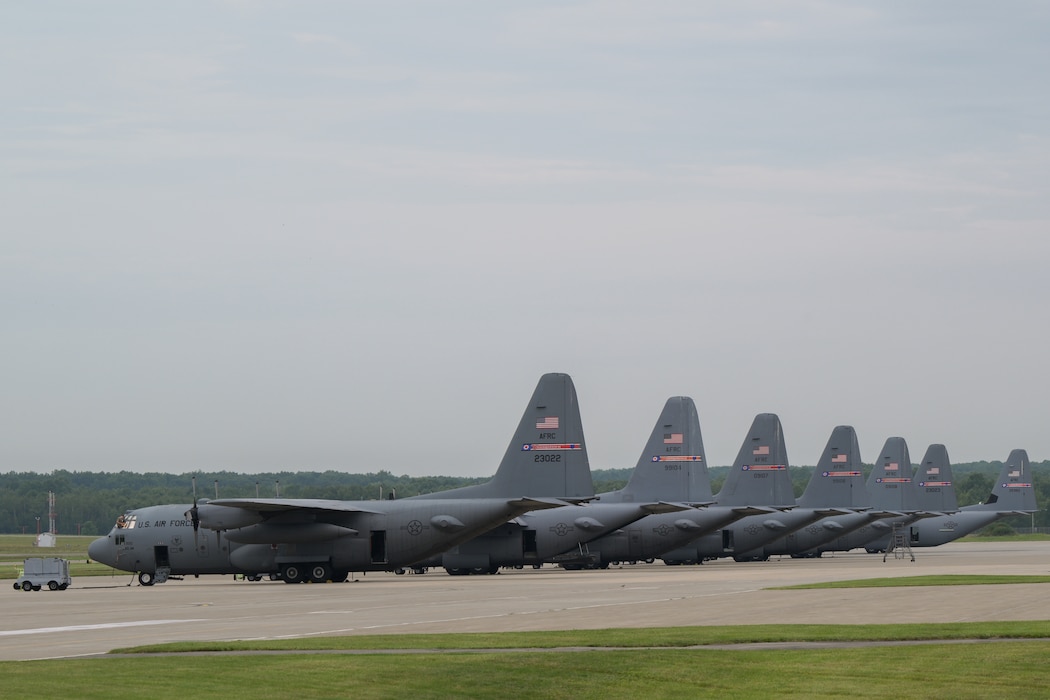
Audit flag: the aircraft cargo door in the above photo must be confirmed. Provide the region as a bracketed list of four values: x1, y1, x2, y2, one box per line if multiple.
[154, 546, 170, 568]
[722, 529, 735, 553]
[370, 531, 387, 564]
[523, 530, 537, 556]
[627, 529, 643, 560]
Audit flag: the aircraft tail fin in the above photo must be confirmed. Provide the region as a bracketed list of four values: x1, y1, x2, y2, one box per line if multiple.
[798, 425, 868, 509]
[604, 396, 712, 503]
[716, 413, 796, 508]
[976, 449, 1037, 512]
[867, 437, 918, 511]
[419, 373, 594, 500]
[914, 444, 957, 512]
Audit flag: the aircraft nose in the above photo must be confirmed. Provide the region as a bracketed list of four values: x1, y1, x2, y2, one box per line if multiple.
[88, 536, 114, 566]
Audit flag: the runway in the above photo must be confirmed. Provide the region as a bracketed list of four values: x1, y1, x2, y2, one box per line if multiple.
[2, 541, 1048, 661]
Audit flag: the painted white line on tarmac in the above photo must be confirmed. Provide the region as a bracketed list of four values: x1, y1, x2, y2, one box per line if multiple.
[0, 620, 205, 637]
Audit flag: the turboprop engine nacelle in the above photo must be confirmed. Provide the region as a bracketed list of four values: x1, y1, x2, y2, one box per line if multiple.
[224, 522, 358, 544]
[194, 503, 264, 531]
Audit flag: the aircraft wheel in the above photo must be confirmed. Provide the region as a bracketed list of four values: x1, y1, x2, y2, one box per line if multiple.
[645, 558, 655, 564]
[282, 564, 305, 584]
[48, 581, 59, 591]
[470, 566, 489, 575]
[21, 581, 33, 591]
[411, 567, 426, 575]
[137, 572, 155, 586]
[532, 564, 542, 569]
[444, 567, 468, 576]
[394, 568, 406, 575]
[309, 564, 331, 583]
[332, 570, 349, 583]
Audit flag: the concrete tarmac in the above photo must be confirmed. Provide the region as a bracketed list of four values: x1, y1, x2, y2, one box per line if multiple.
[2, 541, 1048, 661]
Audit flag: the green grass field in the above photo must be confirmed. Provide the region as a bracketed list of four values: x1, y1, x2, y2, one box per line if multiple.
[0, 535, 118, 578]
[774, 574, 1050, 589]
[2, 537, 1050, 696]
[2, 627, 1049, 699]
[114, 621, 1050, 653]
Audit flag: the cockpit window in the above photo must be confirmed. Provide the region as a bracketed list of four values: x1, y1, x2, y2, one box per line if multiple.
[115, 513, 137, 530]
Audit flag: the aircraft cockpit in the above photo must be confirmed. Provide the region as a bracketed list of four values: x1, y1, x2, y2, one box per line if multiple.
[115, 512, 138, 530]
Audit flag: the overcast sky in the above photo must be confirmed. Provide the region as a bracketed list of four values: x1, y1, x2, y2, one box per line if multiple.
[3, 2, 1048, 477]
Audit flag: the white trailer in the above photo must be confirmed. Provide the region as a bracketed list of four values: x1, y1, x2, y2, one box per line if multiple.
[13, 557, 71, 591]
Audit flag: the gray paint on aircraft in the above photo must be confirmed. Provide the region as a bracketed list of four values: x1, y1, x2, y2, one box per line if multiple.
[88, 373, 588, 584]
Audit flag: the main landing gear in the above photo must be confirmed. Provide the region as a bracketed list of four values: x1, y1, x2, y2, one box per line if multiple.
[279, 563, 349, 584]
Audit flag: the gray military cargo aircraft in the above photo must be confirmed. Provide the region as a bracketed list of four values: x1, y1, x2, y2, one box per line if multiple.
[411, 397, 696, 575]
[750, 425, 900, 559]
[659, 413, 847, 564]
[563, 398, 773, 568]
[87, 373, 587, 585]
[806, 436, 939, 555]
[874, 448, 1037, 549]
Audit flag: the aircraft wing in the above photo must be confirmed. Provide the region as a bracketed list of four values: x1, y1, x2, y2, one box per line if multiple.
[640, 502, 693, 515]
[510, 497, 573, 511]
[204, 498, 385, 515]
[730, 506, 778, 517]
[813, 508, 851, 517]
[868, 510, 906, 519]
[865, 510, 907, 520]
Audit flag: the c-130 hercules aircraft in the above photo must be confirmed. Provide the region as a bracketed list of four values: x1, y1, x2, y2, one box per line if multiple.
[88, 373, 590, 585]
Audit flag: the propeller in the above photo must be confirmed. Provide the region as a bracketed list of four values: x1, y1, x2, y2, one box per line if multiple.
[187, 476, 201, 550]
[184, 475, 223, 549]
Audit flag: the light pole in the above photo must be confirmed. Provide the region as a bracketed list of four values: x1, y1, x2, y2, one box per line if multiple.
[35, 516, 41, 535]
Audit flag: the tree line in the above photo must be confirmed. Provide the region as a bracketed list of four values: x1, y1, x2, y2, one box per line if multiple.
[0, 462, 1045, 536]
